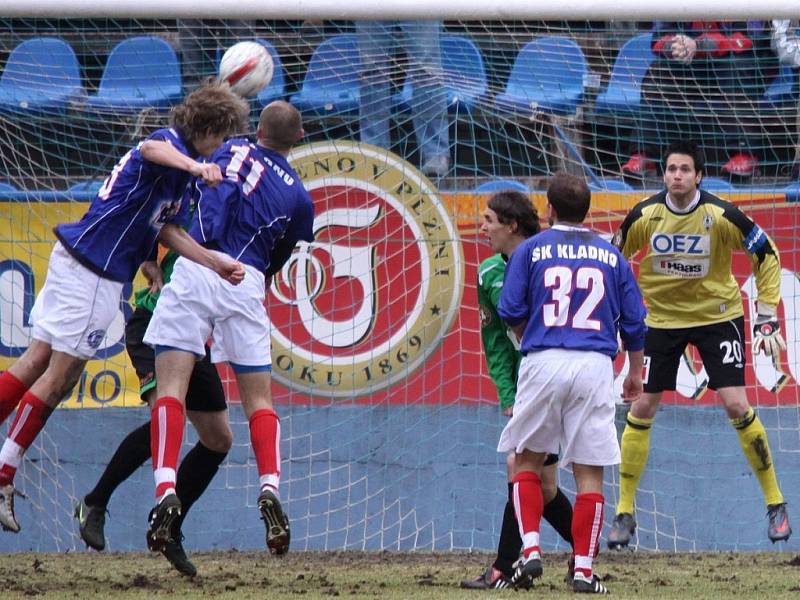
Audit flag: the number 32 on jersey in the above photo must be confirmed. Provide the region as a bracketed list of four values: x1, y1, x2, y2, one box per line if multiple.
[542, 266, 604, 330]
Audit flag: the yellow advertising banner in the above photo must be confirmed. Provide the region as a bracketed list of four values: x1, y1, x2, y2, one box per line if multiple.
[0, 202, 143, 408]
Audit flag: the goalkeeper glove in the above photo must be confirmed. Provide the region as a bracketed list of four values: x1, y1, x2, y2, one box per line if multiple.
[752, 314, 787, 357]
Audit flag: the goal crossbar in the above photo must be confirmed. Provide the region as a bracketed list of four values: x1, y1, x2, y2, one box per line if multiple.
[2, 0, 798, 20]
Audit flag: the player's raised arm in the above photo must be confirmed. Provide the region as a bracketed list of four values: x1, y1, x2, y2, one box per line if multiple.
[140, 140, 223, 186]
[157, 223, 244, 285]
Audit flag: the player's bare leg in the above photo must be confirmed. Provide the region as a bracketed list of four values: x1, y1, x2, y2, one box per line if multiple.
[146, 349, 193, 552]
[610, 391, 662, 550]
[237, 370, 290, 555]
[0, 350, 84, 532]
[571, 463, 609, 594]
[719, 386, 791, 542]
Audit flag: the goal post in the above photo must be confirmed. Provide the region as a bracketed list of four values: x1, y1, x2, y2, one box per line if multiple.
[0, 9, 798, 554]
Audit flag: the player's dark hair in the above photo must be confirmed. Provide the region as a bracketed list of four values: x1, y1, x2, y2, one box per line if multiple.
[547, 172, 591, 223]
[487, 191, 540, 238]
[258, 101, 304, 153]
[170, 82, 249, 144]
[663, 140, 705, 174]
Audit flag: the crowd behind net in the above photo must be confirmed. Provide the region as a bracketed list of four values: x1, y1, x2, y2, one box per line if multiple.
[0, 18, 799, 553]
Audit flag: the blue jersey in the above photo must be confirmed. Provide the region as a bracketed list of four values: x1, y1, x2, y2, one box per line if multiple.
[498, 224, 647, 357]
[190, 139, 315, 275]
[55, 128, 193, 283]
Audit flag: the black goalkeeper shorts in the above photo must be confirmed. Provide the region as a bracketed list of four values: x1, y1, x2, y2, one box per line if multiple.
[643, 317, 747, 393]
[125, 307, 227, 412]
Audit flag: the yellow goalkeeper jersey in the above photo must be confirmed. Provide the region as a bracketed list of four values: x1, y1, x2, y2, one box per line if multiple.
[612, 190, 781, 329]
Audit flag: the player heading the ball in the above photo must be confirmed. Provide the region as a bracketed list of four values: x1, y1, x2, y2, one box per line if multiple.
[142, 101, 314, 560]
[0, 83, 249, 534]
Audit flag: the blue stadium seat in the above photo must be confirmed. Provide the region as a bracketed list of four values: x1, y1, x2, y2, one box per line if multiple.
[289, 35, 360, 117]
[393, 35, 488, 115]
[474, 179, 529, 193]
[700, 177, 736, 192]
[0, 37, 84, 116]
[85, 36, 183, 113]
[588, 178, 634, 191]
[595, 34, 654, 115]
[763, 64, 798, 109]
[255, 39, 287, 106]
[494, 36, 587, 116]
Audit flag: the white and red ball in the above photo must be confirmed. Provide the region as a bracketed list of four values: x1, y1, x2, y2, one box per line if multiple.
[219, 41, 274, 98]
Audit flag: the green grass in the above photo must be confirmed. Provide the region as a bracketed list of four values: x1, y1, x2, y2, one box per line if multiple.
[1, 549, 799, 599]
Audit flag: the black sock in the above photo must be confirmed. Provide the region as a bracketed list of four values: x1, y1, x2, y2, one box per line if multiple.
[84, 421, 151, 508]
[543, 488, 574, 548]
[173, 441, 227, 535]
[493, 482, 522, 576]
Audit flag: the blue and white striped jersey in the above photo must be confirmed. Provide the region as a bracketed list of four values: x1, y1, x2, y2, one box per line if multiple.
[55, 128, 193, 282]
[190, 138, 314, 275]
[498, 224, 647, 357]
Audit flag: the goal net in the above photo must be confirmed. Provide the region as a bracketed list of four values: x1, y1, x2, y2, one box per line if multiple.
[0, 14, 798, 553]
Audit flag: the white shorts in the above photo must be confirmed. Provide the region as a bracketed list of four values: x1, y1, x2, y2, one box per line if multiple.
[30, 242, 124, 360]
[143, 256, 271, 367]
[497, 349, 620, 468]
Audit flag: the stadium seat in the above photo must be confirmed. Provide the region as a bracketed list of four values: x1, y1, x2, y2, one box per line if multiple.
[494, 36, 587, 116]
[474, 179, 529, 193]
[85, 36, 183, 113]
[595, 34, 654, 115]
[393, 35, 488, 115]
[762, 64, 798, 109]
[0, 37, 84, 116]
[255, 39, 287, 106]
[700, 177, 736, 192]
[588, 178, 634, 191]
[289, 35, 360, 117]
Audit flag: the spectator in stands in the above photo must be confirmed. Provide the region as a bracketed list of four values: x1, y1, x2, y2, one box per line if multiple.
[623, 21, 778, 179]
[771, 20, 800, 179]
[356, 22, 450, 177]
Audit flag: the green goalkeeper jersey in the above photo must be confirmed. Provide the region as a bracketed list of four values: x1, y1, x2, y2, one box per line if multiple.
[477, 254, 520, 410]
[132, 249, 179, 313]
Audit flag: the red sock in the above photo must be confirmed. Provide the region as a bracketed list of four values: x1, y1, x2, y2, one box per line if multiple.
[150, 397, 185, 499]
[572, 492, 605, 580]
[249, 408, 281, 492]
[512, 471, 543, 558]
[0, 391, 53, 485]
[0, 372, 28, 425]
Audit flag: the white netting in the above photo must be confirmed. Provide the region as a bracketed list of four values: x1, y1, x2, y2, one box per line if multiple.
[0, 18, 799, 553]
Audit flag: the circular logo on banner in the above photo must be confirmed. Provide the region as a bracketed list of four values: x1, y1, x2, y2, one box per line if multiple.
[269, 141, 463, 398]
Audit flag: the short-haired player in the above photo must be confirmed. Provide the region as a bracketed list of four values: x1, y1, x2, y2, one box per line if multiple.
[142, 101, 314, 557]
[498, 173, 647, 594]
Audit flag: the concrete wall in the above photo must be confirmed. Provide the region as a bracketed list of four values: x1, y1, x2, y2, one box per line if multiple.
[0, 404, 797, 553]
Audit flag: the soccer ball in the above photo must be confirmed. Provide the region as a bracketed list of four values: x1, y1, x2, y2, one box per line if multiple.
[219, 41, 274, 98]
